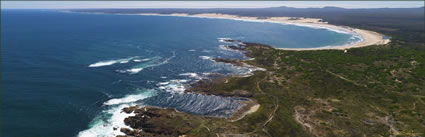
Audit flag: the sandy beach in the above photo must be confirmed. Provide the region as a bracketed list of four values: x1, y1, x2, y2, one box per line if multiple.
[139, 13, 390, 51]
[229, 103, 260, 122]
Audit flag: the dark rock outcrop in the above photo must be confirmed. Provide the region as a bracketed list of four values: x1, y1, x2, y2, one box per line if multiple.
[120, 106, 198, 137]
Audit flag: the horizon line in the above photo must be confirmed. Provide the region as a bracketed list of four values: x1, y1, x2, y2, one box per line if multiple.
[2, 6, 424, 10]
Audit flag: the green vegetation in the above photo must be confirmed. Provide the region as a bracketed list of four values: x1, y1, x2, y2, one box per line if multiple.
[237, 42, 424, 136]
[119, 30, 424, 137]
[119, 40, 423, 137]
[109, 7, 424, 137]
[177, 41, 423, 137]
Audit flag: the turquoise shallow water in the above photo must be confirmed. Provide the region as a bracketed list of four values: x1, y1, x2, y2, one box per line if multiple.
[1, 9, 360, 137]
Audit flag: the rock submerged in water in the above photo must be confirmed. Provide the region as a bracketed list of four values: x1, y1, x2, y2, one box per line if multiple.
[223, 39, 240, 43]
[212, 58, 245, 66]
[121, 105, 140, 113]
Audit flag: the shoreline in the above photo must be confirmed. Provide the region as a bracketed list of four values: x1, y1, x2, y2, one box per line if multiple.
[137, 13, 390, 51]
[69, 12, 396, 137]
[115, 42, 275, 136]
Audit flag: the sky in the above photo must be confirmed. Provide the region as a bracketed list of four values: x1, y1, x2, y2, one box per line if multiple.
[1, 1, 424, 9]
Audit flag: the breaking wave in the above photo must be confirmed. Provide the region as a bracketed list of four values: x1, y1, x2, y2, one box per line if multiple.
[88, 56, 141, 67]
[117, 52, 175, 74]
[199, 56, 213, 60]
[156, 79, 189, 93]
[77, 89, 156, 137]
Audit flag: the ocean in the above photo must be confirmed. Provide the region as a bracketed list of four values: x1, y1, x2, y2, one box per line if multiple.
[1, 10, 360, 137]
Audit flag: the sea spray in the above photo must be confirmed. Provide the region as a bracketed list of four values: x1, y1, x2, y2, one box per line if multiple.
[77, 89, 157, 137]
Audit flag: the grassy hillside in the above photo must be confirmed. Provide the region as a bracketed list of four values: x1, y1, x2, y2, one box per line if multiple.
[118, 41, 424, 137]
[235, 42, 425, 136]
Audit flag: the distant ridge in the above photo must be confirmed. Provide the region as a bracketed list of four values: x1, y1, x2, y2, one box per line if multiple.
[322, 6, 346, 9]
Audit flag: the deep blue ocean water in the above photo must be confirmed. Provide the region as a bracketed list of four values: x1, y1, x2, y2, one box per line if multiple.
[1, 10, 359, 137]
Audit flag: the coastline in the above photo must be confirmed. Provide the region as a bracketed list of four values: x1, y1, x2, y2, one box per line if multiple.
[115, 42, 268, 136]
[69, 12, 410, 137]
[137, 13, 390, 50]
[107, 40, 420, 137]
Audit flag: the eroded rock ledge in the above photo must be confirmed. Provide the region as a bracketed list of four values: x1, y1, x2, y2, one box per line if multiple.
[118, 106, 197, 137]
[116, 42, 266, 137]
[118, 100, 260, 137]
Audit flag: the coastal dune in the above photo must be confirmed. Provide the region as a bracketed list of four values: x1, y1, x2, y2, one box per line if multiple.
[139, 13, 390, 50]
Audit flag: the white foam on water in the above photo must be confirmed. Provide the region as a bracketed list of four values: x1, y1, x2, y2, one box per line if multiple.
[161, 52, 176, 65]
[171, 79, 189, 83]
[199, 56, 213, 60]
[89, 60, 117, 67]
[104, 90, 153, 105]
[89, 56, 140, 67]
[122, 68, 144, 74]
[156, 79, 190, 94]
[188, 49, 196, 52]
[77, 89, 156, 137]
[157, 82, 170, 85]
[217, 37, 232, 40]
[141, 58, 151, 61]
[159, 84, 185, 93]
[229, 63, 267, 77]
[202, 72, 213, 75]
[119, 60, 130, 64]
[116, 54, 175, 74]
[132, 59, 142, 62]
[77, 104, 134, 137]
[179, 72, 205, 80]
[133, 57, 152, 62]
[179, 73, 198, 77]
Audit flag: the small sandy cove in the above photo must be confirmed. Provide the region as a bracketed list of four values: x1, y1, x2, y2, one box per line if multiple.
[139, 13, 390, 51]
